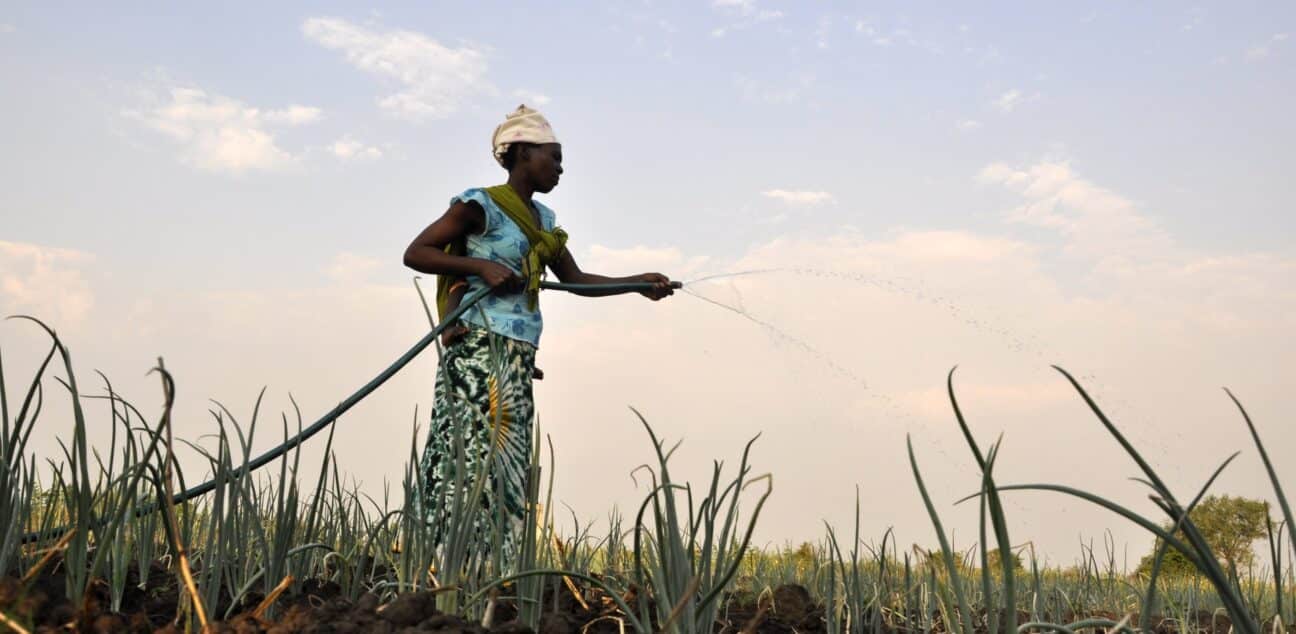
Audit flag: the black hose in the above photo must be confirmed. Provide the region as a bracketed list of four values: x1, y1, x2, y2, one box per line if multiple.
[21, 279, 676, 543]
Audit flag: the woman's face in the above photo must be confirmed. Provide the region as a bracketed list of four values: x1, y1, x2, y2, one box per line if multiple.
[521, 143, 563, 193]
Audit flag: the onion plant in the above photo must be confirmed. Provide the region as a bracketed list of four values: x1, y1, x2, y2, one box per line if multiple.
[4, 306, 1293, 634]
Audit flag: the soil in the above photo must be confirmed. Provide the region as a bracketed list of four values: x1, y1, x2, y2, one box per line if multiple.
[0, 560, 823, 633]
[2, 562, 1291, 633]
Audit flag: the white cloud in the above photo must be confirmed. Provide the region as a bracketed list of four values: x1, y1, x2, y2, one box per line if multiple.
[977, 160, 1171, 261]
[302, 17, 492, 120]
[713, 0, 782, 20]
[762, 189, 835, 206]
[329, 136, 383, 161]
[814, 16, 832, 49]
[710, 0, 783, 38]
[994, 89, 1023, 112]
[264, 105, 323, 126]
[0, 23, 14, 34]
[0, 240, 94, 329]
[957, 119, 982, 132]
[1245, 33, 1289, 62]
[991, 89, 1040, 113]
[979, 162, 1151, 232]
[616, 9, 678, 60]
[511, 89, 551, 107]
[126, 86, 320, 174]
[852, 19, 942, 54]
[974, 159, 1295, 348]
[856, 22, 896, 46]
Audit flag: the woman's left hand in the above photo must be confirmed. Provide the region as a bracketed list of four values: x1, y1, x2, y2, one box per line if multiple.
[636, 273, 675, 300]
[440, 323, 470, 347]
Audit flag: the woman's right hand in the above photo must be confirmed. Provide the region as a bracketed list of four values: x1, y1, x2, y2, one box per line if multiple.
[475, 260, 522, 291]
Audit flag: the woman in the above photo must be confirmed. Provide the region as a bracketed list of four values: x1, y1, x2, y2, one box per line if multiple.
[402, 105, 674, 564]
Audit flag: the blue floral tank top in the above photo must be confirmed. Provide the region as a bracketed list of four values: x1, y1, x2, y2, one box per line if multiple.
[454, 187, 557, 348]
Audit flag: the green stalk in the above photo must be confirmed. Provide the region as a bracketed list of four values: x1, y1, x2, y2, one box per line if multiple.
[949, 369, 1017, 633]
[908, 435, 976, 634]
[1226, 389, 1295, 574]
[1051, 366, 1258, 634]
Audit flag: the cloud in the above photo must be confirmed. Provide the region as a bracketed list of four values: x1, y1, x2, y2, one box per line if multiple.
[0, 240, 94, 329]
[712, 0, 781, 19]
[762, 189, 835, 206]
[303, 17, 492, 120]
[974, 159, 1296, 351]
[993, 89, 1030, 112]
[814, 16, 832, 49]
[611, 6, 679, 60]
[511, 89, 551, 107]
[977, 162, 1172, 288]
[957, 119, 982, 132]
[126, 86, 320, 174]
[710, 0, 783, 38]
[329, 136, 383, 161]
[0, 23, 14, 34]
[977, 160, 1169, 260]
[854, 20, 899, 47]
[1246, 33, 1289, 62]
[264, 105, 323, 126]
[853, 19, 941, 53]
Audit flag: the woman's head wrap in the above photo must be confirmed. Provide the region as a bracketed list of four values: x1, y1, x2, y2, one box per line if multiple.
[491, 104, 558, 167]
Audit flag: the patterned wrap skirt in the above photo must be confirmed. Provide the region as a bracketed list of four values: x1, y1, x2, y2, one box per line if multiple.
[418, 326, 536, 565]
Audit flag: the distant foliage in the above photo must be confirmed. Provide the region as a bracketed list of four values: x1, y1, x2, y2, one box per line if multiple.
[1138, 495, 1272, 576]
[986, 547, 1024, 575]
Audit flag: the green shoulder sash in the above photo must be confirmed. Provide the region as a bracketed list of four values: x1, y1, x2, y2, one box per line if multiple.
[436, 185, 569, 319]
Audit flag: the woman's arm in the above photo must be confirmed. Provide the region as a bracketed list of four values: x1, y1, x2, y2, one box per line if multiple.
[403, 200, 520, 290]
[549, 249, 674, 300]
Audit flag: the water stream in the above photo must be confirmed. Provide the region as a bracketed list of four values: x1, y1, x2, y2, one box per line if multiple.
[678, 267, 1196, 537]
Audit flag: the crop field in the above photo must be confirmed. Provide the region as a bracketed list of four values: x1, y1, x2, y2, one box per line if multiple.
[0, 320, 1292, 634]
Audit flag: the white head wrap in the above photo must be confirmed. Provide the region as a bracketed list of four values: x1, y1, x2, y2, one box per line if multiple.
[491, 104, 559, 167]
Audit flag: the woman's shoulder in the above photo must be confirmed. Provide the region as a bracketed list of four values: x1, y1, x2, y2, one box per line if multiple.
[451, 187, 493, 208]
[450, 187, 504, 231]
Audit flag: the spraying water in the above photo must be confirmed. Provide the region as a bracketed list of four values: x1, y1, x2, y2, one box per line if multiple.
[676, 266, 1196, 527]
[678, 269, 1027, 519]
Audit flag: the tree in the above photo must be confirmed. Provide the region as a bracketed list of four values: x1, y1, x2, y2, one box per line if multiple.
[790, 541, 817, 569]
[1137, 495, 1271, 576]
[986, 548, 1024, 575]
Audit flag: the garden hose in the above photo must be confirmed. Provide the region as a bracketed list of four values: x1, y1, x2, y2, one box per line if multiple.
[22, 279, 680, 543]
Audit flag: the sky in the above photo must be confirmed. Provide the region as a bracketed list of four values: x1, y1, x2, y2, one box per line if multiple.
[1, 2, 1293, 566]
